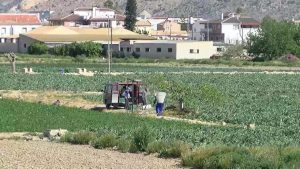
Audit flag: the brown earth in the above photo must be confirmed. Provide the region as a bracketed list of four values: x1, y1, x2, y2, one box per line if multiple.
[0, 140, 183, 169]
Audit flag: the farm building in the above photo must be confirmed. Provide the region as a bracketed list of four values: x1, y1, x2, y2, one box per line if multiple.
[0, 13, 41, 53]
[18, 26, 155, 53]
[120, 40, 217, 60]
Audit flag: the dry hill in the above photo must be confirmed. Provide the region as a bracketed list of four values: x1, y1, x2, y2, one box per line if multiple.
[0, 0, 299, 20]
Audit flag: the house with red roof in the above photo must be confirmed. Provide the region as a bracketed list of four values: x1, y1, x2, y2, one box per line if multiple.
[0, 13, 41, 52]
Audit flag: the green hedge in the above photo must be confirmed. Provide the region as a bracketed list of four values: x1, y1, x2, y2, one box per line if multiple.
[28, 42, 48, 55]
[49, 41, 103, 57]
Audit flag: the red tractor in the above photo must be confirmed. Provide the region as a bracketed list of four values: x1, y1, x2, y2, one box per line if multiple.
[103, 80, 145, 109]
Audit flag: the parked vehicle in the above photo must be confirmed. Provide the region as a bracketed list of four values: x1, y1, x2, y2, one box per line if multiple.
[103, 80, 145, 109]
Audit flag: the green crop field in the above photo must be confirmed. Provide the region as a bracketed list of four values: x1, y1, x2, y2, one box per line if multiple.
[0, 99, 299, 147]
[1, 68, 300, 127]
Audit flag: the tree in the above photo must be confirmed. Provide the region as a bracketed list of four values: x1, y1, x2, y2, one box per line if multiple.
[124, 0, 137, 31]
[104, 0, 114, 9]
[236, 7, 244, 14]
[5, 53, 17, 74]
[248, 17, 300, 60]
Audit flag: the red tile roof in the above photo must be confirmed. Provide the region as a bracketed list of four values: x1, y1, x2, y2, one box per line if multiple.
[0, 14, 41, 25]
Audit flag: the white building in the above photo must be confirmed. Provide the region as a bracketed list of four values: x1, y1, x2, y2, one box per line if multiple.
[120, 40, 216, 60]
[49, 7, 125, 28]
[189, 13, 260, 44]
[0, 13, 41, 36]
[0, 13, 41, 53]
[221, 16, 259, 44]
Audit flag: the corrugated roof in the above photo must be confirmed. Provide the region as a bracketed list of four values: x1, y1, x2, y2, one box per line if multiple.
[0, 13, 41, 25]
[21, 26, 155, 42]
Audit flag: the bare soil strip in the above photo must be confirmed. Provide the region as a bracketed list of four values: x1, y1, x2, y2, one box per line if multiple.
[0, 140, 182, 169]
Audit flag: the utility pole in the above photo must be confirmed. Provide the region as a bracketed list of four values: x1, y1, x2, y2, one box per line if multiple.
[207, 21, 210, 41]
[169, 20, 172, 40]
[107, 16, 111, 74]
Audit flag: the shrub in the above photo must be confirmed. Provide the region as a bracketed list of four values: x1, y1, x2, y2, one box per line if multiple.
[92, 133, 118, 149]
[60, 132, 73, 143]
[281, 147, 300, 169]
[221, 45, 245, 59]
[117, 137, 131, 153]
[132, 126, 153, 151]
[49, 42, 103, 57]
[28, 42, 48, 55]
[146, 140, 169, 154]
[61, 131, 96, 145]
[159, 141, 191, 158]
[182, 146, 243, 168]
[132, 52, 140, 59]
[129, 141, 139, 153]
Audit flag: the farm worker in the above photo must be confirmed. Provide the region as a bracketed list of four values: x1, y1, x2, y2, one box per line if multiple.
[60, 68, 65, 75]
[155, 92, 166, 116]
[123, 86, 131, 110]
[141, 88, 149, 109]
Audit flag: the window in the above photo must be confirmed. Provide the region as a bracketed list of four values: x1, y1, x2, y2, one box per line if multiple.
[1, 28, 6, 35]
[24, 43, 27, 48]
[22, 27, 27, 33]
[127, 47, 131, 52]
[217, 47, 222, 52]
[197, 49, 200, 53]
[135, 47, 140, 52]
[190, 49, 194, 53]
[120, 47, 124, 52]
[145, 48, 150, 52]
[168, 48, 173, 53]
[157, 48, 162, 52]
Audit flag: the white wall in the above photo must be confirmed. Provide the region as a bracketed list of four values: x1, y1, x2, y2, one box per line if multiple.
[119, 41, 217, 60]
[133, 43, 177, 59]
[222, 23, 241, 44]
[222, 23, 258, 44]
[0, 25, 41, 36]
[95, 10, 115, 19]
[176, 41, 216, 59]
[74, 10, 92, 19]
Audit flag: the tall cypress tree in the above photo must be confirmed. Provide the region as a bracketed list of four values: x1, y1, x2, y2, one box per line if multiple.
[124, 0, 137, 31]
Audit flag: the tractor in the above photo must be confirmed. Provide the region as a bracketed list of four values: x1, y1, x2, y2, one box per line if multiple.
[103, 80, 145, 109]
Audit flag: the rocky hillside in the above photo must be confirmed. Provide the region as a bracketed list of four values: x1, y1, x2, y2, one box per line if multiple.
[1, 0, 299, 20]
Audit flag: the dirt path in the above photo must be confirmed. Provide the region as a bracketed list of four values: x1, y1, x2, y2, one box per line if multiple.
[0, 90, 103, 110]
[0, 140, 183, 169]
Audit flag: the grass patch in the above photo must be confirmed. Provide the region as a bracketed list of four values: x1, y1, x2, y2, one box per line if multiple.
[92, 133, 118, 149]
[116, 137, 132, 153]
[60, 131, 96, 145]
[159, 141, 191, 158]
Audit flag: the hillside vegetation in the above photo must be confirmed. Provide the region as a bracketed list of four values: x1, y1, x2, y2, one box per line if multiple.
[0, 0, 299, 20]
